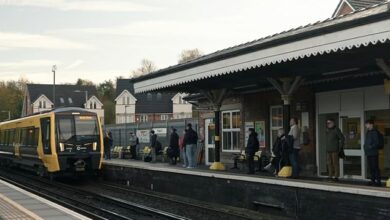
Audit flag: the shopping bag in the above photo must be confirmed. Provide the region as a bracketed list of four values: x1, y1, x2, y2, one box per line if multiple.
[278, 166, 292, 177]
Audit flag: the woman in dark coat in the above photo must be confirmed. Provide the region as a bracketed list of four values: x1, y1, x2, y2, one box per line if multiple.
[169, 127, 180, 165]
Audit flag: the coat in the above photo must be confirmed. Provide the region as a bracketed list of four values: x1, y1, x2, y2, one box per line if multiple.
[325, 127, 345, 152]
[104, 136, 112, 152]
[184, 128, 198, 145]
[150, 134, 158, 148]
[364, 129, 379, 156]
[246, 132, 259, 154]
[169, 132, 180, 157]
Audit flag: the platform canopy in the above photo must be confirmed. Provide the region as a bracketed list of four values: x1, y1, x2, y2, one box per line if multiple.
[133, 2, 390, 94]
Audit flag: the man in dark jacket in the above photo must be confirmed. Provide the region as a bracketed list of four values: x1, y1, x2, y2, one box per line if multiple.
[150, 130, 158, 163]
[246, 128, 259, 174]
[272, 128, 289, 174]
[183, 123, 198, 168]
[169, 127, 180, 165]
[364, 120, 381, 186]
[325, 119, 345, 181]
[103, 131, 112, 160]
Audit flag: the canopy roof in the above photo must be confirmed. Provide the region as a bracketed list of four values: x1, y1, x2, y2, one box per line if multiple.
[133, 2, 390, 94]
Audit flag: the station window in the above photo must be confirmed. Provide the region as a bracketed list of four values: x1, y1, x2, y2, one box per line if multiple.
[160, 114, 169, 121]
[222, 110, 241, 151]
[270, 106, 283, 145]
[140, 114, 148, 122]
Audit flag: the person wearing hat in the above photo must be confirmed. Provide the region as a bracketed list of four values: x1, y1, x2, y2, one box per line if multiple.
[183, 123, 198, 168]
[129, 131, 139, 159]
[168, 127, 180, 165]
[245, 128, 259, 174]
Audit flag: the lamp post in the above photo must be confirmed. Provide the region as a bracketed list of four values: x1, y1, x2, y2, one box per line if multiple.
[0, 110, 11, 121]
[52, 65, 57, 108]
[74, 90, 89, 108]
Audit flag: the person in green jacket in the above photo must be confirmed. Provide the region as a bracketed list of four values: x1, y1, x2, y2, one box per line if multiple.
[325, 119, 345, 181]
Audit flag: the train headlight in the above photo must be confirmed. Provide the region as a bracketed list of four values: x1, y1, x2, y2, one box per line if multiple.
[59, 143, 65, 152]
[92, 142, 97, 151]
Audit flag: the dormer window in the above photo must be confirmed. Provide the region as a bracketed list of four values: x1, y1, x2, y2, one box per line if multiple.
[39, 101, 42, 108]
[147, 93, 152, 101]
[127, 97, 130, 105]
[122, 97, 125, 105]
[157, 93, 162, 101]
[68, 97, 73, 104]
[43, 101, 46, 108]
[90, 103, 93, 109]
[94, 102, 97, 109]
[59, 97, 64, 104]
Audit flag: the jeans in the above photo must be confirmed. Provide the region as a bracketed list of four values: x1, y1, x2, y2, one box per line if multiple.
[180, 148, 188, 167]
[327, 151, 339, 178]
[130, 145, 137, 159]
[104, 147, 111, 160]
[185, 144, 197, 168]
[289, 149, 300, 177]
[367, 155, 381, 183]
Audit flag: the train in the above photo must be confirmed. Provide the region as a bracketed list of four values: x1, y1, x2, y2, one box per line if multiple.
[0, 108, 104, 178]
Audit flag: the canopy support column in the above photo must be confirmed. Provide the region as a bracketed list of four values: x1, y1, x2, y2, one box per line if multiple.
[200, 89, 229, 171]
[267, 76, 303, 134]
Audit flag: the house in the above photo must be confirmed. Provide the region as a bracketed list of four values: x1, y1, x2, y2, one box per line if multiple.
[23, 84, 105, 123]
[133, 0, 390, 181]
[114, 79, 192, 124]
[333, 0, 386, 17]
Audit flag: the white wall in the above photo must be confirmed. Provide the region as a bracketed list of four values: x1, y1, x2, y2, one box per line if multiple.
[172, 93, 192, 119]
[115, 90, 137, 124]
[32, 95, 53, 113]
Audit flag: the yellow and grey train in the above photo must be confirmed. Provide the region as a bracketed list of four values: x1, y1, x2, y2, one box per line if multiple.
[0, 108, 104, 176]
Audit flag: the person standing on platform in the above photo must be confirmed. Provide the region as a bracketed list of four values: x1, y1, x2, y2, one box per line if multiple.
[129, 132, 139, 160]
[150, 130, 158, 163]
[184, 123, 198, 168]
[245, 128, 259, 174]
[271, 128, 289, 175]
[104, 131, 112, 160]
[288, 117, 301, 178]
[179, 130, 188, 167]
[364, 120, 381, 187]
[325, 119, 345, 182]
[168, 127, 180, 165]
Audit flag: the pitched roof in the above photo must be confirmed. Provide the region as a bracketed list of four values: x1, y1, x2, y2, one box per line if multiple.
[347, 0, 386, 9]
[26, 84, 98, 108]
[116, 78, 174, 113]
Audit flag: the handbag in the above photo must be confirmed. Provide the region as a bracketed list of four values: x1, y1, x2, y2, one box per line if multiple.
[338, 148, 346, 159]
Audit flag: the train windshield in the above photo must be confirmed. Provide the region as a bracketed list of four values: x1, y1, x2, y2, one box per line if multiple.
[57, 115, 99, 143]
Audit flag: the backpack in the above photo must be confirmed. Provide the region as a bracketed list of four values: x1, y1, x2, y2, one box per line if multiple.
[377, 130, 384, 149]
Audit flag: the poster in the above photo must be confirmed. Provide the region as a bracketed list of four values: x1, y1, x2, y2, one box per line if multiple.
[255, 121, 266, 148]
[152, 128, 167, 137]
[136, 129, 150, 143]
[245, 122, 254, 144]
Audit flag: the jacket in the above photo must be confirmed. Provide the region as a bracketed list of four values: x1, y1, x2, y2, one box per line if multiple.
[129, 135, 139, 146]
[325, 127, 345, 152]
[150, 134, 158, 148]
[288, 125, 301, 149]
[246, 132, 259, 154]
[169, 132, 179, 149]
[184, 128, 198, 145]
[364, 129, 379, 156]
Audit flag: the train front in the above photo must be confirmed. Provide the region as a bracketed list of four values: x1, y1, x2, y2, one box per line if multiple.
[55, 110, 103, 175]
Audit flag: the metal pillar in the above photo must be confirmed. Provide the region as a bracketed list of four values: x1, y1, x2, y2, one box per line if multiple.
[214, 109, 221, 162]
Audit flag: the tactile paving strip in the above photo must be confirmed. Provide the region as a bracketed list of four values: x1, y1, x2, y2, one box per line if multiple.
[0, 194, 36, 220]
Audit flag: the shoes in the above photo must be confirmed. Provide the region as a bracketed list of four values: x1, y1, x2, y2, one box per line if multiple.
[333, 177, 339, 182]
[367, 181, 375, 186]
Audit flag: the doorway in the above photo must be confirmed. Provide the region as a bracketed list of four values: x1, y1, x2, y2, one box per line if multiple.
[339, 115, 365, 178]
[205, 118, 215, 165]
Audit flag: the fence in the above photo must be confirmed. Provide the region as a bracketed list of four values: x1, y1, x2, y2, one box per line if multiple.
[104, 119, 198, 149]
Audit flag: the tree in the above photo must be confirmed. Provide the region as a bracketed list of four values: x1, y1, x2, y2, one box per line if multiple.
[131, 59, 157, 78]
[178, 48, 203, 64]
[0, 78, 28, 121]
[76, 78, 95, 86]
[97, 80, 116, 124]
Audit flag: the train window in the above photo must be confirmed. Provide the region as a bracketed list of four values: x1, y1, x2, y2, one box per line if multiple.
[0, 130, 3, 146]
[20, 129, 28, 146]
[31, 128, 39, 147]
[40, 117, 51, 154]
[9, 130, 14, 146]
[57, 117, 74, 142]
[4, 130, 9, 146]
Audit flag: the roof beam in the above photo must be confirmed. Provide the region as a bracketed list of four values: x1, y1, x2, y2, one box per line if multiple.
[376, 58, 390, 77]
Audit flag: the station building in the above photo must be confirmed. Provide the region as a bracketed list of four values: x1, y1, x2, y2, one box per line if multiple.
[133, 1, 390, 180]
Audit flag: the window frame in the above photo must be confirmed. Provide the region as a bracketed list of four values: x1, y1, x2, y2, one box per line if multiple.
[270, 105, 283, 146]
[221, 110, 241, 152]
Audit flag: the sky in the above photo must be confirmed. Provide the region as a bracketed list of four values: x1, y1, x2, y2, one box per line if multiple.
[0, 0, 340, 84]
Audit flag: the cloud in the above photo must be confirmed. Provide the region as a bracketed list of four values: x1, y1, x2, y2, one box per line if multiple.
[0, 59, 59, 69]
[0, 0, 158, 12]
[0, 32, 91, 50]
[65, 59, 84, 69]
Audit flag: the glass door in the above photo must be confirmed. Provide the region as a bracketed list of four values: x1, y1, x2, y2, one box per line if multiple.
[340, 115, 365, 178]
[205, 118, 215, 165]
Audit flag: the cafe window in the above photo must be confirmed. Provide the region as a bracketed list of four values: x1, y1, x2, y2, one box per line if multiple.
[270, 106, 283, 145]
[222, 110, 241, 151]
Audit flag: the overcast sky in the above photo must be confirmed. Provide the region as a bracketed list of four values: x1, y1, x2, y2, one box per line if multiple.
[0, 0, 340, 84]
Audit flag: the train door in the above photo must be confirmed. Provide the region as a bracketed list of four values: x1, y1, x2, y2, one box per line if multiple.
[41, 118, 51, 154]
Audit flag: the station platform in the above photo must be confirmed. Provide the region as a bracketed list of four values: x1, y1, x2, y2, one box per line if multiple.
[0, 179, 89, 220]
[102, 159, 390, 220]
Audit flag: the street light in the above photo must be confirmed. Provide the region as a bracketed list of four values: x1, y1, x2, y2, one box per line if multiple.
[74, 90, 89, 108]
[1, 110, 11, 121]
[52, 65, 57, 108]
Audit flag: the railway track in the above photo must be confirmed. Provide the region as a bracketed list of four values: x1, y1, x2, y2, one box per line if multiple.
[0, 169, 188, 220]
